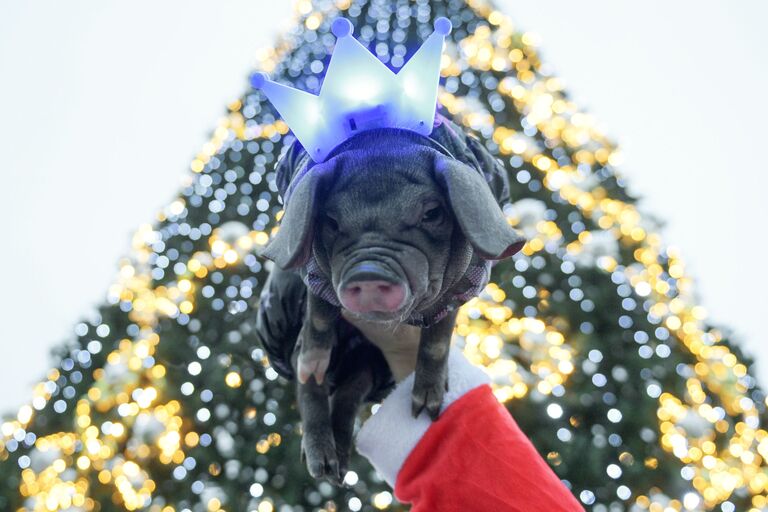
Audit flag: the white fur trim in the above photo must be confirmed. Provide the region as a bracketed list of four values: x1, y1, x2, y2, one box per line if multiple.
[354, 345, 490, 487]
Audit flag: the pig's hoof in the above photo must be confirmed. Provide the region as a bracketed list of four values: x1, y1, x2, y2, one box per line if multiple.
[335, 447, 351, 486]
[411, 373, 448, 420]
[301, 434, 341, 483]
[297, 346, 332, 385]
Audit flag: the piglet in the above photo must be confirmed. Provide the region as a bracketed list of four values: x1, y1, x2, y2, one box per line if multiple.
[255, 117, 526, 483]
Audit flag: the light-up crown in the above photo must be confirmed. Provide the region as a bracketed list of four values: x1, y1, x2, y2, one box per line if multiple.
[251, 17, 452, 163]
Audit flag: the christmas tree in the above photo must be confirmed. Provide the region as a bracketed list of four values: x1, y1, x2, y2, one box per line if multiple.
[2, 0, 766, 510]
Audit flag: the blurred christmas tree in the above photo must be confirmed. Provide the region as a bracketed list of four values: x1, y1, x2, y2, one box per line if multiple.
[2, 0, 767, 511]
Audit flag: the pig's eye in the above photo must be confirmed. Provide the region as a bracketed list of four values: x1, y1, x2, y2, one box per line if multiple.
[421, 205, 443, 224]
[324, 215, 339, 231]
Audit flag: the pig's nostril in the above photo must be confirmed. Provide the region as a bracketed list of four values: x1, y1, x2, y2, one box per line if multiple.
[339, 279, 406, 313]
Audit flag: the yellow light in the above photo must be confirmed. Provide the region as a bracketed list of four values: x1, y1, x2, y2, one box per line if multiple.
[52, 458, 66, 473]
[488, 10, 504, 25]
[17, 405, 33, 424]
[225, 372, 243, 388]
[223, 249, 239, 264]
[305, 13, 322, 30]
[151, 365, 167, 379]
[296, 0, 312, 15]
[256, 439, 270, 454]
[185, 432, 200, 447]
[210, 239, 227, 256]
[179, 301, 194, 315]
[373, 491, 393, 509]
[110, 423, 126, 438]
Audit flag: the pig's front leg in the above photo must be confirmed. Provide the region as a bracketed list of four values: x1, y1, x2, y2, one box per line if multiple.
[411, 308, 457, 420]
[297, 291, 340, 385]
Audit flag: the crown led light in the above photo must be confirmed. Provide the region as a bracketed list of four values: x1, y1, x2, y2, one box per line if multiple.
[251, 17, 452, 163]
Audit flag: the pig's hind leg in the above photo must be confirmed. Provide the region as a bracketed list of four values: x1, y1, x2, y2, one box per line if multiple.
[296, 373, 341, 483]
[294, 292, 343, 482]
[329, 355, 376, 481]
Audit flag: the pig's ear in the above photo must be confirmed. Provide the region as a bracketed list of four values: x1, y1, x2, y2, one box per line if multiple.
[259, 160, 336, 269]
[434, 156, 526, 260]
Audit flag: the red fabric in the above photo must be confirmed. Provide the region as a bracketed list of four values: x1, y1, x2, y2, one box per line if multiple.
[394, 384, 584, 511]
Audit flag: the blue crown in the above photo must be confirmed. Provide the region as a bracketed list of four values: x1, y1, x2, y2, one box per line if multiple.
[251, 17, 452, 163]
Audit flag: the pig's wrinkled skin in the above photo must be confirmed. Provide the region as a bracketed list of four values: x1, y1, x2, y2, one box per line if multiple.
[257, 124, 526, 484]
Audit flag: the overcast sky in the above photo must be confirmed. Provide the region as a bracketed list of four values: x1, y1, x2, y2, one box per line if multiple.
[0, 1, 766, 413]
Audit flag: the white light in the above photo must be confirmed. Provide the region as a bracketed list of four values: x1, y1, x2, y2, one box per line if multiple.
[343, 470, 359, 486]
[607, 408, 622, 423]
[403, 75, 420, 98]
[683, 492, 701, 510]
[546, 403, 563, 419]
[646, 383, 661, 398]
[606, 464, 622, 479]
[307, 102, 323, 124]
[188, 362, 202, 376]
[616, 485, 631, 500]
[32, 396, 47, 410]
[196, 408, 211, 422]
[579, 490, 595, 505]
[635, 281, 651, 296]
[345, 77, 381, 103]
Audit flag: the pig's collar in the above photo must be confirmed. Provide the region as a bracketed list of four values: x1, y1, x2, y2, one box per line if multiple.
[319, 126, 457, 163]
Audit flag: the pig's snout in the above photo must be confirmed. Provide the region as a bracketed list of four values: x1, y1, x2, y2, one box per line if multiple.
[341, 281, 405, 313]
[339, 262, 407, 314]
